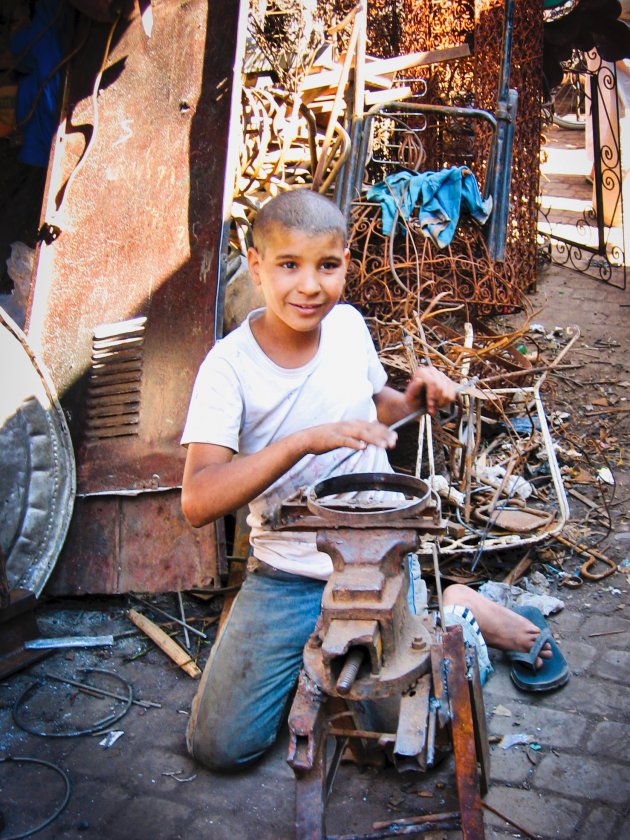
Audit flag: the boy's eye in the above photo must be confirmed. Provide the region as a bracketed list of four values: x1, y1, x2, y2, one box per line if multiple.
[321, 260, 341, 271]
[280, 260, 297, 269]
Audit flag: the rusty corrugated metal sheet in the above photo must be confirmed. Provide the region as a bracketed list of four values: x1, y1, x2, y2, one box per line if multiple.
[27, 0, 243, 593]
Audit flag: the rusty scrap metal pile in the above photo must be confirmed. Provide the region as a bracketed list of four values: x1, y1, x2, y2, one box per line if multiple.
[377, 315, 574, 566]
[227, 3, 622, 580]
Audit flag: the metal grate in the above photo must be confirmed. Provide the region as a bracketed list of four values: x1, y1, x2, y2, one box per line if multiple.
[84, 317, 146, 440]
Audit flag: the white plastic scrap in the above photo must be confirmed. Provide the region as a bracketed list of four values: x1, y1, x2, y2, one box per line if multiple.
[479, 581, 564, 615]
[493, 704, 512, 717]
[499, 733, 532, 749]
[475, 465, 533, 500]
[597, 467, 615, 485]
[99, 730, 124, 748]
[429, 474, 465, 506]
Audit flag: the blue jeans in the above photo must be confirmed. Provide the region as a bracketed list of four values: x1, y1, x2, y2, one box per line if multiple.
[186, 569, 325, 771]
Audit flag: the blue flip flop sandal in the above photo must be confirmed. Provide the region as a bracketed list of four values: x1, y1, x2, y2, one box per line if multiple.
[506, 605, 570, 692]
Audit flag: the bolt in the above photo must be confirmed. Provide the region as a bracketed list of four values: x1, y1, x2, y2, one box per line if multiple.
[336, 648, 365, 695]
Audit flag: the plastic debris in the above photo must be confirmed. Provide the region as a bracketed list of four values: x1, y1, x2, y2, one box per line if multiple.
[597, 467, 615, 485]
[493, 704, 512, 717]
[99, 730, 124, 748]
[479, 580, 564, 615]
[499, 733, 532, 749]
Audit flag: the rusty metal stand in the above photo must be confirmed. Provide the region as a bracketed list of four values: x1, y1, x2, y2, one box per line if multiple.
[269, 473, 489, 839]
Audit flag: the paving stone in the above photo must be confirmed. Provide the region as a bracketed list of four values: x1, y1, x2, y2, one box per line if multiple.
[543, 672, 630, 718]
[548, 610, 584, 633]
[487, 705, 587, 748]
[482, 662, 521, 700]
[482, 827, 515, 840]
[616, 812, 630, 840]
[484, 786, 582, 838]
[553, 639, 597, 677]
[488, 745, 536, 785]
[586, 720, 630, 760]
[581, 614, 630, 640]
[590, 648, 630, 683]
[575, 805, 625, 840]
[534, 753, 630, 805]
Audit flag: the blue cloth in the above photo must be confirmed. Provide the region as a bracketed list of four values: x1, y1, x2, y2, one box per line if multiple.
[187, 569, 326, 770]
[10, 0, 69, 167]
[367, 166, 493, 248]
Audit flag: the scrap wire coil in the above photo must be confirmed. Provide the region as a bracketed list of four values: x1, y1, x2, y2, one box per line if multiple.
[0, 756, 71, 839]
[13, 668, 133, 738]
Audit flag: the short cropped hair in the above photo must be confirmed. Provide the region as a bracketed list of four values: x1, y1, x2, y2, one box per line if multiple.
[252, 189, 347, 253]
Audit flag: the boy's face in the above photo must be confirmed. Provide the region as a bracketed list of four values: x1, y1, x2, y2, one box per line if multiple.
[247, 225, 349, 337]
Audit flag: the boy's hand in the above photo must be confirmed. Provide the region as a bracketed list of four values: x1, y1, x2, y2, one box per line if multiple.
[306, 420, 397, 456]
[404, 367, 458, 417]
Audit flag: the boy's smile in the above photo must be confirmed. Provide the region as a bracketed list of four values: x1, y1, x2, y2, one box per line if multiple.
[247, 225, 349, 365]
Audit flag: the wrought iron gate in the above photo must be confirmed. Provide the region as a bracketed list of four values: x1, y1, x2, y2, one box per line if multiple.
[538, 51, 627, 290]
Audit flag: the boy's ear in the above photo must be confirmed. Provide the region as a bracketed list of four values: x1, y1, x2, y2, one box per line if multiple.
[247, 246, 262, 286]
[343, 247, 351, 270]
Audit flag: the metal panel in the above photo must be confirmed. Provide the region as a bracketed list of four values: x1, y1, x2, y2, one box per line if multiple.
[45, 491, 223, 595]
[25, 0, 244, 592]
[28, 0, 240, 493]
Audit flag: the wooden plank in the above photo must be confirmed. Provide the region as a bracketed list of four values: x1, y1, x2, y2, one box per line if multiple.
[128, 609, 201, 678]
[364, 86, 413, 106]
[364, 44, 470, 77]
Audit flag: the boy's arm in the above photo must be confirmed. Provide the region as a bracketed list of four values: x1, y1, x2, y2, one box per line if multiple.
[181, 419, 398, 527]
[374, 366, 457, 426]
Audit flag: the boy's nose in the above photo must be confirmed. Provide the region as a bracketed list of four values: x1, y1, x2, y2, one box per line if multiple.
[297, 269, 320, 293]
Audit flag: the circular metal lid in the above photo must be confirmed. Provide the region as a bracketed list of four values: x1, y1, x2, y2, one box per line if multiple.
[0, 308, 76, 596]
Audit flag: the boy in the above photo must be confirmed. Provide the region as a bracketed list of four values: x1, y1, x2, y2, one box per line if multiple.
[181, 189, 561, 772]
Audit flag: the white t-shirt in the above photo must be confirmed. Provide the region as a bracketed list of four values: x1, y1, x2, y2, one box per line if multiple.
[181, 303, 393, 579]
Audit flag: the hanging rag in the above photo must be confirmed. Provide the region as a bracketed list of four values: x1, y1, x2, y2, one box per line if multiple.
[366, 166, 493, 248]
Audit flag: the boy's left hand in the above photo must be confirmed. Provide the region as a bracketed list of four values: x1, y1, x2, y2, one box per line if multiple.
[404, 367, 458, 417]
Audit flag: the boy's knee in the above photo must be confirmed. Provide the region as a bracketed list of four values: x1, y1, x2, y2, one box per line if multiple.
[187, 717, 263, 773]
[187, 708, 271, 772]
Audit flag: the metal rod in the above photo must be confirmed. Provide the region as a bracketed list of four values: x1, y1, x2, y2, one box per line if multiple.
[45, 672, 161, 709]
[426, 703, 437, 766]
[177, 591, 191, 650]
[24, 635, 114, 649]
[129, 594, 207, 639]
[431, 543, 446, 632]
[328, 820, 461, 840]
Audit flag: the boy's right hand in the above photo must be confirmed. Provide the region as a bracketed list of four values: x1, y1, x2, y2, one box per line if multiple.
[304, 420, 397, 456]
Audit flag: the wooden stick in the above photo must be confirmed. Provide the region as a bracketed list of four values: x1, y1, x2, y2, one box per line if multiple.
[353, 5, 367, 120]
[363, 44, 470, 77]
[327, 2, 361, 35]
[312, 16, 360, 188]
[128, 609, 201, 678]
[584, 405, 630, 416]
[503, 551, 533, 585]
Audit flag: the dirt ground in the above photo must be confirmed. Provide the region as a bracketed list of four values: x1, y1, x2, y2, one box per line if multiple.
[1, 128, 630, 838]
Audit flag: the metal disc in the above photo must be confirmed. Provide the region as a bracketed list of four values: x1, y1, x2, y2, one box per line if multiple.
[0, 308, 75, 595]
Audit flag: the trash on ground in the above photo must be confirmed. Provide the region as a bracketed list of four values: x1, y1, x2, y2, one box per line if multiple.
[99, 730, 124, 748]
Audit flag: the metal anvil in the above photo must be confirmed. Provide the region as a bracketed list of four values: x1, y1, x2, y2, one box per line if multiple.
[268, 473, 446, 700]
